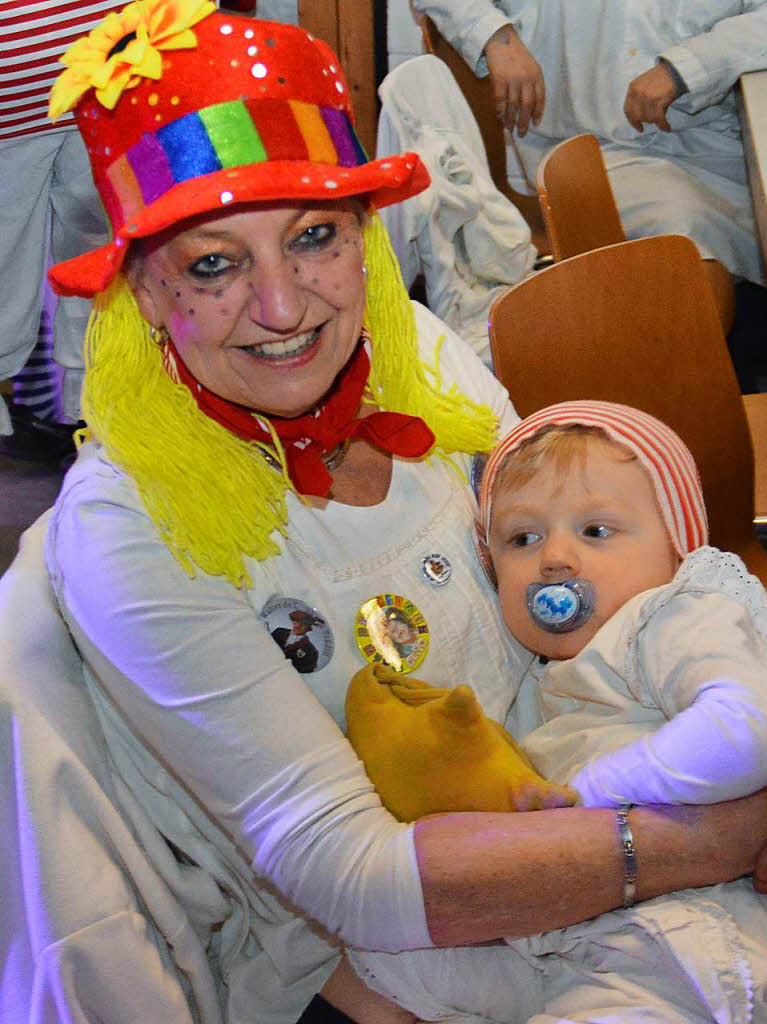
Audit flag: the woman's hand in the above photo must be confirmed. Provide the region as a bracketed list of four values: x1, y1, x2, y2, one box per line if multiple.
[484, 25, 545, 137]
[623, 63, 679, 133]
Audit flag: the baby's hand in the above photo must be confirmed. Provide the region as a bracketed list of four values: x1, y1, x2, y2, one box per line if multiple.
[513, 778, 579, 812]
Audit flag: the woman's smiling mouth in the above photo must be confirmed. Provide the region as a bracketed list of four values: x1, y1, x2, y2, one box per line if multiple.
[242, 326, 322, 361]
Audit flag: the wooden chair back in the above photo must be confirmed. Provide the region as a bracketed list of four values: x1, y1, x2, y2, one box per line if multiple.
[536, 132, 736, 333]
[419, 15, 550, 256]
[488, 234, 767, 581]
[536, 133, 625, 261]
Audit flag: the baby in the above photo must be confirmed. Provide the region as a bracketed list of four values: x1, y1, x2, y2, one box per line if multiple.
[343, 401, 767, 1024]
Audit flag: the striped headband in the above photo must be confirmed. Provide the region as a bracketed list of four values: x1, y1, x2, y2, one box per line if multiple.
[478, 401, 709, 558]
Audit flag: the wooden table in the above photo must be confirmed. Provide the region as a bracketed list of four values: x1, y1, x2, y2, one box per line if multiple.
[744, 392, 767, 532]
[739, 70, 767, 272]
[738, 73, 767, 532]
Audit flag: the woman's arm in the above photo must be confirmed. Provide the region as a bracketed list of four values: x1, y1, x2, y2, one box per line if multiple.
[416, 793, 767, 945]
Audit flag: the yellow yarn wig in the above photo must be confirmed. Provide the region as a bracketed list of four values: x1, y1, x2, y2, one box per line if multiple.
[82, 214, 498, 586]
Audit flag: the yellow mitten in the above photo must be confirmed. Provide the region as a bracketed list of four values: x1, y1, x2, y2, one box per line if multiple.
[346, 664, 576, 822]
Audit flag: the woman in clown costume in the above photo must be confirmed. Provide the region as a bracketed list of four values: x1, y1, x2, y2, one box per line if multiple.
[8, 1, 765, 1020]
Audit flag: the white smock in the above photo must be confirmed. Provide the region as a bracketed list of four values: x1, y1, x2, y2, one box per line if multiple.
[22, 302, 526, 1023]
[412, 0, 767, 283]
[351, 547, 767, 1024]
[376, 54, 536, 365]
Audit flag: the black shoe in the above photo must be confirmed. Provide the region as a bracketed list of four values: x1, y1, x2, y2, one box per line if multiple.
[0, 404, 80, 465]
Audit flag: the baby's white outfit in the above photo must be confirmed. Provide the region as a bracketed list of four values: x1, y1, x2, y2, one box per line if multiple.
[351, 547, 767, 1023]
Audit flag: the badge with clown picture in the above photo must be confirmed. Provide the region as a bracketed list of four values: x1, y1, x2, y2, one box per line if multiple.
[354, 593, 430, 674]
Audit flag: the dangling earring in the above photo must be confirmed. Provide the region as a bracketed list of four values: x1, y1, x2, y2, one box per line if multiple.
[362, 265, 368, 278]
[149, 324, 169, 347]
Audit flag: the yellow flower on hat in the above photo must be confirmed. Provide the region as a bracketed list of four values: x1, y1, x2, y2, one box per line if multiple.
[49, 0, 215, 119]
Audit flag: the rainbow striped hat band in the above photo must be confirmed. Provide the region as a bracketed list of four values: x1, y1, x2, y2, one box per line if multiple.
[478, 401, 709, 559]
[48, 2, 430, 298]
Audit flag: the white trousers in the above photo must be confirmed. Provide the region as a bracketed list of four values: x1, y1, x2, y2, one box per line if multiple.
[511, 133, 764, 286]
[0, 130, 108, 431]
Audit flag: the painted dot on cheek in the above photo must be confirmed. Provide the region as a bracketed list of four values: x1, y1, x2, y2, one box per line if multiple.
[188, 308, 195, 316]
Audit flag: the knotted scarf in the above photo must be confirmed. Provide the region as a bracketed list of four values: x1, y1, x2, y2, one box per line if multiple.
[163, 335, 435, 496]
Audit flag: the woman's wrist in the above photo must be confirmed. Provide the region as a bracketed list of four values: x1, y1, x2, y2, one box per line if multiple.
[483, 23, 520, 56]
[616, 805, 637, 909]
[630, 791, 767, 902]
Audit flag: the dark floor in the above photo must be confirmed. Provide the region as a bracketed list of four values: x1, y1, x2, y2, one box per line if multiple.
[0, 453, 66, 576]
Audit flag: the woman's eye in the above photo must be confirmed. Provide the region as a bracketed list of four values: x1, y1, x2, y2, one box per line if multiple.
[188, 253, 236, 279]
[584, 524, 614, 539]
[291, 222, 337, 253]
[511, 531, 540, 548]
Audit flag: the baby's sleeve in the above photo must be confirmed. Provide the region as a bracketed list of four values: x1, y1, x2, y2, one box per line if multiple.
[571, 590, 767, 807]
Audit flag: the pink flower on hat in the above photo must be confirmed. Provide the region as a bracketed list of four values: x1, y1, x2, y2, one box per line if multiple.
[49, 0, 215, 118]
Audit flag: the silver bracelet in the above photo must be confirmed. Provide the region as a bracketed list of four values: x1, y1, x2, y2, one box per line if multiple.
[616, 804, 637, 909]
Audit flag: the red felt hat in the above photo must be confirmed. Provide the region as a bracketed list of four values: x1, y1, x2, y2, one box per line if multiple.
[48, 1, 430, 298]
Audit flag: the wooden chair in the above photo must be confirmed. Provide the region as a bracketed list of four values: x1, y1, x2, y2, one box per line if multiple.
[536, 133, 736, 333]
[488, 234, 767, 582]
[419, 15, 550, 257]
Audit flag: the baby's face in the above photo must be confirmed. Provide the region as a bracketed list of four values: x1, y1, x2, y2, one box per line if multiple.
[488, 440, 679, 660]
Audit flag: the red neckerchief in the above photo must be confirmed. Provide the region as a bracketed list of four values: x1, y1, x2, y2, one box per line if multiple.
[162, 335, 435, 497]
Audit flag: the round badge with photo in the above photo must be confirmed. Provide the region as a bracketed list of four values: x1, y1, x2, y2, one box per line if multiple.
[354, 593, 430, 674]
[260, 595, 334, 674]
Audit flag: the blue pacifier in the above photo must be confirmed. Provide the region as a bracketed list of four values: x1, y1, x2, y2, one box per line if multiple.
[526, 579, 596, 633]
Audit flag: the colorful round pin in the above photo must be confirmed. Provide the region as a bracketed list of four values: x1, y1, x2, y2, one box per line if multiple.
[260, 595, 334, 673]
[355, 594, 430, 673]
[421, 553, 452, 586]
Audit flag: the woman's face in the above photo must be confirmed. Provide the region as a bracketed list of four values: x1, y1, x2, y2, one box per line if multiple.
[130, 199, 366, 418]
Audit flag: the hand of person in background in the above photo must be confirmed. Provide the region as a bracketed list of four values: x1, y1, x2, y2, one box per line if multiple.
[484, 24, 545, 137]
[624, 62, 682, 133]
